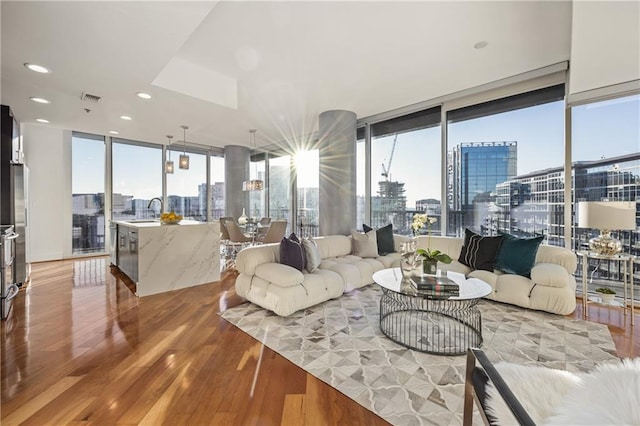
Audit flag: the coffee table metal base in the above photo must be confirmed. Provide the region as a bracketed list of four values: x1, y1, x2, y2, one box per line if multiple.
[379, 288, 483, 355]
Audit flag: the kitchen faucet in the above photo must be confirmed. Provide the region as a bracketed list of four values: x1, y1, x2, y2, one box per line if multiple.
[147, 197, 163, 218]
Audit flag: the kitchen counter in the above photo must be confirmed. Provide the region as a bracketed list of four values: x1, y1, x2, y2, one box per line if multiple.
[111, 220, 220, 297]
[111, 219, 207, 228]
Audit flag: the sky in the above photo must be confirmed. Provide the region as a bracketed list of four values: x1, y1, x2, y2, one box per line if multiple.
[362, 94, 639, 206]
[73, 94, 639, 205]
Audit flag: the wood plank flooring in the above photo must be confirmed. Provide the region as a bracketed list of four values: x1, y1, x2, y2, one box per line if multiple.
[2, 257, 639, 425]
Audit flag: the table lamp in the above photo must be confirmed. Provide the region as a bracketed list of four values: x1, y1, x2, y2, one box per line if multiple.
[577, 201, 636, 255]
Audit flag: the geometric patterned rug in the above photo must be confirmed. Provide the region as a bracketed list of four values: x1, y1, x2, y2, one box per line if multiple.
[220, 285, 619, 426]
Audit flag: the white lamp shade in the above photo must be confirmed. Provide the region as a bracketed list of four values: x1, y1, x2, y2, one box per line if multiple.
[577, 201, 636, 230]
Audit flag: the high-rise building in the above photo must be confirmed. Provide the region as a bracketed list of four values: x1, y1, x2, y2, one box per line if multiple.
[448, 141, 517, 234]
[212, 182, 225, 219]
[197, 182, 226, 220]
[371, 180, 407, 232]
[492, 152, 639, 253]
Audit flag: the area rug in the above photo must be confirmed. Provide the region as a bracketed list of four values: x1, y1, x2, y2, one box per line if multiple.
[220, 286, 618, 426]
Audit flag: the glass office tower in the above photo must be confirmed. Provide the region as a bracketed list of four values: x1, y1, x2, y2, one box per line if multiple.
[448, 141, 517, 235]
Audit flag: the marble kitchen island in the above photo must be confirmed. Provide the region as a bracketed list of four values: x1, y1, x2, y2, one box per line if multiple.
[111, 220, 220, 297]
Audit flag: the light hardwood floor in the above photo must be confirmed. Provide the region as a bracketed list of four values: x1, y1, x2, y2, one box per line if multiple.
[1, 257, 639, 425]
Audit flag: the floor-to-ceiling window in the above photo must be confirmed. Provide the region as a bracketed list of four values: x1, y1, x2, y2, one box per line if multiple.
[446, 85, 565, 244]
[210, 154, 225, 220]
[71, 132, 106, 254]
[112, 140, 162, 220]
[269, 155, 291, 230]
[572, 94, 640, 297]
[356, 127, 366, 230]
[295, 149, 319, 236]
[369, 107, 442, 236]
[166, 148, 207, 221]
[249, 156, 266, 220]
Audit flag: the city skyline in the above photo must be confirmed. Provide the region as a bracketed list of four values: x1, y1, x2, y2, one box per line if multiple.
[73, 95, 638, 206]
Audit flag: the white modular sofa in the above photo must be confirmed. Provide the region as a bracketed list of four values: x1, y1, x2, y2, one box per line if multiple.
[235, 234, 409, 316]
[418, 235, 577, 315]
[235, 233, 577, 317]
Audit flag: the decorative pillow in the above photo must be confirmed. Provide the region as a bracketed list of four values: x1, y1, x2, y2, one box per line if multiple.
[495, 233, 544, 277]
[301, 236, 321, 273]
[363, 223, 395, 255]
[458, 228, 503, 271]
[279, 233, 305, 272]
[351, 229, 379, 258]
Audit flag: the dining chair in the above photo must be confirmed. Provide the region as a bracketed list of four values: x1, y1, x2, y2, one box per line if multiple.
[220, 216, 237, 225]
[219, 218, 231, 241]
[226, 221, 253, 245]
[255, 220, 287, 244]
[219, 218, 235, 270]
[220, 218, 252, 270]
[259, 217, 272, 226]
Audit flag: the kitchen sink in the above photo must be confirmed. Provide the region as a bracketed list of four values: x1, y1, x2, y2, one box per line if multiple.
[125, 219, 159, 223]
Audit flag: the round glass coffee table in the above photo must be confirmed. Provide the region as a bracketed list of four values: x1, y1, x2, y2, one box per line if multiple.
[372, 268, 491, 356]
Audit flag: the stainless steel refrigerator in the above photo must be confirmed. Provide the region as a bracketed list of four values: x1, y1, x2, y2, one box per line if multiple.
[11, 163, 29, 286]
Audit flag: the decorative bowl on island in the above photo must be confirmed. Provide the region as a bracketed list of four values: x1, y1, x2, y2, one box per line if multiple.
[160, 211, 183, 225]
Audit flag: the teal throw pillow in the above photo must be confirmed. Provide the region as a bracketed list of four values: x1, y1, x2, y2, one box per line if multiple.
[494, 233, 544, 277]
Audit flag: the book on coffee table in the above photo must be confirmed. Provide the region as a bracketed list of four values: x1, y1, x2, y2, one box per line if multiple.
[409, 274, 460, 292]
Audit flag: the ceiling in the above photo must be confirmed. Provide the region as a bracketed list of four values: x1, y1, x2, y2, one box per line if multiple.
[1, 1, 572, 150]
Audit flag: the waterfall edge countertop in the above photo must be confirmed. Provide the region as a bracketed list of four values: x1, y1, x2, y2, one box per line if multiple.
[111, 220, 221, 297]
[112, 219, 207, 228]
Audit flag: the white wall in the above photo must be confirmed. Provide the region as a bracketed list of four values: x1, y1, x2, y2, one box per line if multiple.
[22, 123, 70, 262]
[570, 1, 640, 98]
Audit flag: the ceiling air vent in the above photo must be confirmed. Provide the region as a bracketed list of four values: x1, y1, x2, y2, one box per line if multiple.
[80, 92, 101, 103]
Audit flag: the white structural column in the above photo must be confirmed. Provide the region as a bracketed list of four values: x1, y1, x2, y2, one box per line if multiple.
[224, 145, 250, 220]
[318, 110, 357, 236]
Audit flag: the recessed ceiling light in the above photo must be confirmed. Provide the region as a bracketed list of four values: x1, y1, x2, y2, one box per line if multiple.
[24, 63, 50, 73]
[136, 92, 152, 100]
[120, 115, 132, 121]
[109, 130, 119, 135]
[35, 118, 50, 123]
[474, 41, 488, 49]
[29, 97, 50, 104]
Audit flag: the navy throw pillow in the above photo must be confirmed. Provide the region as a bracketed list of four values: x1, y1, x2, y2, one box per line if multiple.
[363, 223, 395, 255]
[495, 233, 544, 277]
[280, 233, 305, 272]
[458, 228, 503, 271]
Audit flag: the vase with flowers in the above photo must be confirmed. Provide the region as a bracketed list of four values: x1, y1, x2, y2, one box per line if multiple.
[411, 214, 452, 275]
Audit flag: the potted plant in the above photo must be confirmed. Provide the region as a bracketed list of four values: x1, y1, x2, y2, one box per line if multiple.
[413, 215, 452, 275]
[595, 287, 616, 304]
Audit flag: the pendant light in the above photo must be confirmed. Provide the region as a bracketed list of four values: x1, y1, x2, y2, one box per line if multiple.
[242, 129, 264, 191]
[165, 135, 174, 174]
[179, 125, 190, 170]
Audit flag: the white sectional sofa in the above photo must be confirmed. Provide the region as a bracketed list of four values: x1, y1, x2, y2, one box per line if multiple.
[235, 233, 577, 317]
[419, 235, 577, 315]
[235, 234, 409, 316]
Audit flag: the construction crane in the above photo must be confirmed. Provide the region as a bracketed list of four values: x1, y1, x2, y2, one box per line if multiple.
[381, 133, 398, 181]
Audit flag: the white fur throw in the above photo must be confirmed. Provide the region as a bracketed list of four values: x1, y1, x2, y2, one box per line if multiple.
[545, 358, 640, 425]
[485, 359, 640, 425]
[486, 363, 583, 424]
